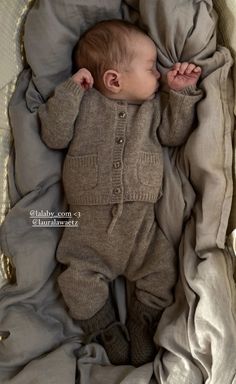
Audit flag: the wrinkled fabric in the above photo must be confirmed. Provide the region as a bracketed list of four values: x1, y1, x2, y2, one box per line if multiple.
[0, 0, 32, 289]
[0, 1, 235, 384]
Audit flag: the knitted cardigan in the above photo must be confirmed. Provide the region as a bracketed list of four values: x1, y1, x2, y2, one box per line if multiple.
[39, 78, 203, 205]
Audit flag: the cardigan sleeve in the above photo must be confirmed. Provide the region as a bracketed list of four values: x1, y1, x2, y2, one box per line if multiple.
[157, 86, 203, 146]
[38, 78, 84, 149]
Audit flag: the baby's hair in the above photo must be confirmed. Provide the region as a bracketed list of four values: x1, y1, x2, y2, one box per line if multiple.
[74, 19, 146, 90]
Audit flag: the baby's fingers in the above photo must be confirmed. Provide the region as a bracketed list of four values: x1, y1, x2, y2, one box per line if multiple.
[88, 77, 94, 88]
[178, 62, 189, 74]
[84, 74, 94, 88]
[173, 62, 181, 72]
[185, 63, 198, 74]
[193, 66, 202, 73]
[168, 68, 178, 77]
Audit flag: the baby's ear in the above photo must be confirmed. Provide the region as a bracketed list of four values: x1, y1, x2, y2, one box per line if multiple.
[103, 70, 121, 93]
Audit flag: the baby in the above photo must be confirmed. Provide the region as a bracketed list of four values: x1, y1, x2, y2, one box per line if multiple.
[39, 19, 203, 366]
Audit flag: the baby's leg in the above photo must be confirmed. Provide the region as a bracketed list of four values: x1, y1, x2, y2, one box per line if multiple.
[125, 204, 177, 366]
[57, 238, 113, 320]
[56, 204, 130, 364]
[133, 225, 177, 311]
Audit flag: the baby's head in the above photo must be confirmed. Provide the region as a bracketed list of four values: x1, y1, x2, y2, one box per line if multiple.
[74, 19, 160, 102]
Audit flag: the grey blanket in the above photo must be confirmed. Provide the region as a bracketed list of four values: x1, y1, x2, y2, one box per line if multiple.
[0, 1, 235, 383]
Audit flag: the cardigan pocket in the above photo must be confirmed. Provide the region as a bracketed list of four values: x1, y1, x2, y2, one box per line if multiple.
[63, 154, 98, 194]
[137, 151, 163, 187]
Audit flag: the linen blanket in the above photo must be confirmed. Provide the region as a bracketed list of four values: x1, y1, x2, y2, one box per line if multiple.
[0, 1, 236, 384]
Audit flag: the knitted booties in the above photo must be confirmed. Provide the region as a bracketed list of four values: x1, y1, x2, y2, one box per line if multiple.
[97, 322, 130, 365]
[79, 299, 130, 365]
[127, 298, 162, 367]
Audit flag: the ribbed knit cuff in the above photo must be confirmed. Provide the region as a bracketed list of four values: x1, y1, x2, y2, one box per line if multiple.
[177, 85, 203, 96]
[79, 298, 116, 334]
[63, 77, 85, 97]
[130, 297, 162, 318]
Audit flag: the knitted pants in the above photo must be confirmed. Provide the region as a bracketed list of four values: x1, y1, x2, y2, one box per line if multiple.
[57, 202, 177, 320]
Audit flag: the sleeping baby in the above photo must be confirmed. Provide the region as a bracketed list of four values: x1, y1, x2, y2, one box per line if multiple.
[39, 19, 203, 366]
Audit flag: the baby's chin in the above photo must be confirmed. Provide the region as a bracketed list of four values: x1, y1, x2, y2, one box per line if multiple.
[131, 90, 158, 103]
[147, 92, 157, 100]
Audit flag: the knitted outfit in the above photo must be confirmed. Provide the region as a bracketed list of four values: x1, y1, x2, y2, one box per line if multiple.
[39, 79, 202, 365]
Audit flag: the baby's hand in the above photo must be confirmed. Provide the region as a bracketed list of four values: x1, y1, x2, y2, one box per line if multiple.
[167, 63, 202, 92]
[72, 68, 94, 90]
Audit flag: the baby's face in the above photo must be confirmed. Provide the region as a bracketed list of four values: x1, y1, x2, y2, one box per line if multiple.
[121, 34, 160, 102]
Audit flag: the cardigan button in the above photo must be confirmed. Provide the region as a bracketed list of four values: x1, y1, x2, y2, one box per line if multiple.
[113, 161, 121, 169]
[116, 137, 124, 144]
[113, 187, 121, 195]
[118, 111, 126, 119]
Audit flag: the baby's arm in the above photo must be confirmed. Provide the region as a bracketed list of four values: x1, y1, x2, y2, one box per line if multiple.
[158, 63, 203, 146]
[38, 69, 93, 149]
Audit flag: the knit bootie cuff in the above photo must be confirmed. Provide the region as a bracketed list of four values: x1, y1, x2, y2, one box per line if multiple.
[79, 298, 116, 335]
[87, 321, 130, 345]
[129, 298, 162, 326]
[127, 298, 162, 366]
